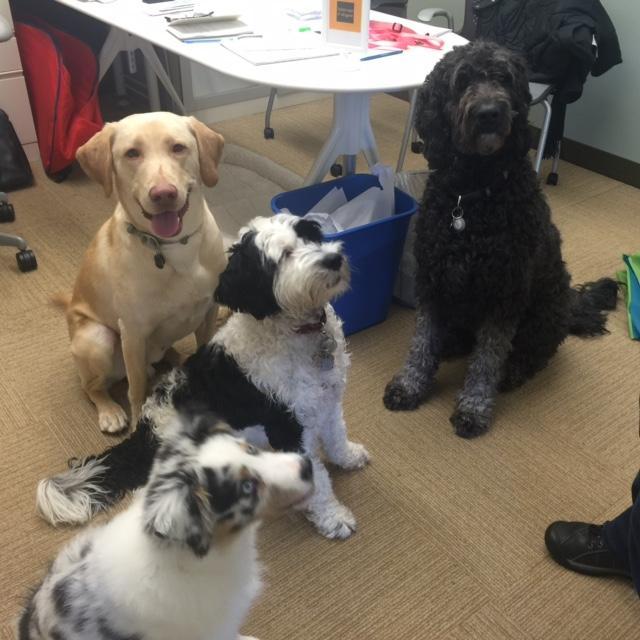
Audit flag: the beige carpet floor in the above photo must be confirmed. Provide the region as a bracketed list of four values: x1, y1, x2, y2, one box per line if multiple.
[2, 93, 640, 638]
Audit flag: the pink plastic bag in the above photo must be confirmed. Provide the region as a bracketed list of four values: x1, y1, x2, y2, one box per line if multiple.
[368, 20, 445, 50]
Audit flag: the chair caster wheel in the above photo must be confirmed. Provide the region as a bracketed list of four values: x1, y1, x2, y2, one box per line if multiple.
[330, 163, 343, 177]
[263, 127, 275, 139]
[16, 249, 37, 272]
[546, 172, 558, 186]
[0, 201, 15, 223]
[411, 141, 424, 154]
[49, 166, 73, 183]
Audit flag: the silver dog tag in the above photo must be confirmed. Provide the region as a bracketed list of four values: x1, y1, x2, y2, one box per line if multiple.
[320, 331, 338, 354]
[451, 196, 465, 232]
[313, 352, 335, 371]
[451, 215, 466, 232]
[313, 330, 337, 371]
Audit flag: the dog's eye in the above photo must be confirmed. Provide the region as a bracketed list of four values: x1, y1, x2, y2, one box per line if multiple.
[282, 249, 293, 259]
[246, 445, 259, 456]
[241, 479, 256, 495]
[172, 143, 187, 154]
[125, 148, 140, 159]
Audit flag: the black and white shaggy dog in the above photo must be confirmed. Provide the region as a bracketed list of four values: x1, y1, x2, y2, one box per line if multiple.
[37, 214, 370, 539]
[20, 416, 313, 640]
[384, 41, 618, 438]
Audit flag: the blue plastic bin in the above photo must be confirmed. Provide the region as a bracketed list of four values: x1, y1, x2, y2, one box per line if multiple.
[271, 174, 417, 335]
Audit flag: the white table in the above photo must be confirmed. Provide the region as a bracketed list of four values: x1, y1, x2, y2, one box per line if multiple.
[52, 0, 466, 184]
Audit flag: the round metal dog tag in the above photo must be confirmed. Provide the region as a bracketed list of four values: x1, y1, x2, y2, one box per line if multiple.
[313, 352, 335, 371]
[320, 332, 338, 354]
[313, 330, 337, 370]
[451, 195, 466, 232]
[452, 216, 466, 232]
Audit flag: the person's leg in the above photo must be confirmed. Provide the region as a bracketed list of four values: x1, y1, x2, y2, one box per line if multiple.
[602, 508, 632, 569]
[603, 471, 640, 593]
[627, 489, 640, 594]
[631, 471, 640, 503]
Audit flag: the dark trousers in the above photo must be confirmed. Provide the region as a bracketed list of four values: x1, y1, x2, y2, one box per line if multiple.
[602, 472, 640, 595]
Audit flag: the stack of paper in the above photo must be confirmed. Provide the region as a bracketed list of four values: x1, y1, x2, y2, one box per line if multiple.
[284, 1, 321, 21]
[167, 19, 253, 41]
[144, 0, 236, 18]
[142, 1, 196, 17]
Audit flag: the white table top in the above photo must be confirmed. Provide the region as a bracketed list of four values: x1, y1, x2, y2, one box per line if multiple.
[53, 0, 467, 93]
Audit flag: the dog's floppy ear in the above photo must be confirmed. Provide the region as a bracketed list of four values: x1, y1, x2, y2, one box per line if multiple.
[214, 231, 281, 319]
[506, 52, 533, 159]
[414, 51, 456, 170]
[143, 445, 214, 557]
[76, 124, 115, 197]
[189, 117, 224, 188]
[294, 218, 323, 243]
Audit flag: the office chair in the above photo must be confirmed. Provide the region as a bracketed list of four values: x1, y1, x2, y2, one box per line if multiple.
[0, 15, 38, 272]
[396, 1, 561, 185]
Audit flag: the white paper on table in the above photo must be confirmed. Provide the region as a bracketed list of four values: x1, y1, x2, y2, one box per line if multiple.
[222, 35, 341, 65]
[284, 0, 322, 21]
[168, 20, 253, 41]
[142, 1, 197, 17]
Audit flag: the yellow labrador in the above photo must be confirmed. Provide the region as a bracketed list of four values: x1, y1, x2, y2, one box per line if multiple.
[57, 112, 227, 433]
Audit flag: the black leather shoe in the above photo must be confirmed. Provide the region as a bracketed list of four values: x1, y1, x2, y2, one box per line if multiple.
[545, 521, 632, 578]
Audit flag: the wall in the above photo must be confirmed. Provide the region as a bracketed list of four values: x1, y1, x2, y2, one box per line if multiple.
[407, 0, 640, 164]
[563, 0, 638, 164]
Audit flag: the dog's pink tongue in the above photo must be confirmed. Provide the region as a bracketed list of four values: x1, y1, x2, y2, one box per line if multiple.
[151, 211, 180, 238]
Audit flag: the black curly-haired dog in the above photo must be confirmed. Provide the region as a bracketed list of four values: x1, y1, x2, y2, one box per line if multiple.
[384, 41, 617, 438]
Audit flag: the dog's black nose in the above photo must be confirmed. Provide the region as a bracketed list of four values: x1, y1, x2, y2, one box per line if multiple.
[300, 456, 313, 481]
[476, 103, 501, 128]
[322, 253, 343, 271]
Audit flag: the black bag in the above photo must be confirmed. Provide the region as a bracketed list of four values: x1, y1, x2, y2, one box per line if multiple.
[0, 108, 33, 191]
[470, 0, 621, 157]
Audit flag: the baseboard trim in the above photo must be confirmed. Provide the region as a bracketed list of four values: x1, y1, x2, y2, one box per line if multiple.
[192, 91, 327, 125]
[530, 126, 640, 189]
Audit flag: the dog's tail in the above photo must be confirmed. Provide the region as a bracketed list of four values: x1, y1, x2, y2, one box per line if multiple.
[50, 291, 72, 311]
[36, 418, 159, 526]
[569, 277, 619, 337]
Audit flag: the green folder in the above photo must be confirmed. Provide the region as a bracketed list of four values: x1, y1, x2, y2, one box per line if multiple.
[617, 254, 640, 340]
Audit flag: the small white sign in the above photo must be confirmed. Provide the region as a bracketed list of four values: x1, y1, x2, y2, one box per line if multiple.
[322, 0, 370, 51]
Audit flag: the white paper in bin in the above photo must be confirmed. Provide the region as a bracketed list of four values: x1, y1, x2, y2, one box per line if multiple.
[301, 164, 396, 234]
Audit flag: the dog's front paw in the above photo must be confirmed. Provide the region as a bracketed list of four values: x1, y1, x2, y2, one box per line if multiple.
[383, 375, 424, 411]
[308, 503, 357, 540]
[334, 441, 371, 471]
[98, 404, 129, 434]
[450, 409, 490, 439]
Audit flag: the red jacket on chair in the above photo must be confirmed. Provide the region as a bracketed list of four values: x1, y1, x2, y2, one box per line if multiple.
[14, 19, 103, 178]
